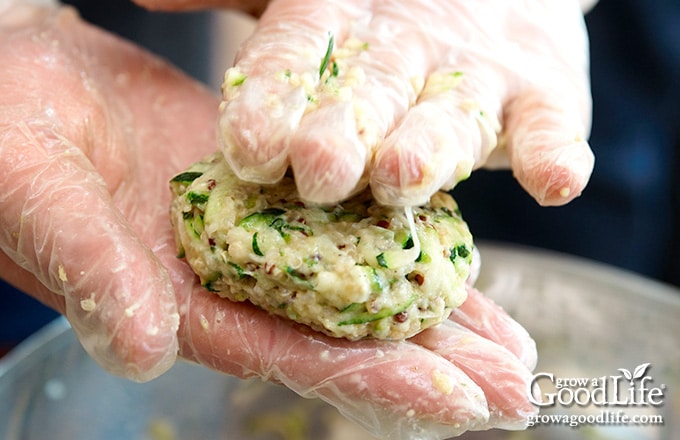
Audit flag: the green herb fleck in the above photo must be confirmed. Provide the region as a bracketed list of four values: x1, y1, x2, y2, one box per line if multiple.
[261, 208, 286, 216]
[238, 208, 286, 230]
[270, 218, 290, 242]
[376, 253, 388, 268]
[286, 266, 306, 280]
[449, 244, 470, 263]
[319, 34, 335, 77]
[457, 244, 470, 258]
[340, 302, 364, 314]
[286, 266, 314, 288]
[187, 191, 209, 205]
[230, 73, 247, 86]
[203, 281, 219, 292]
[185, 214, 204, 238]
[338, 294, 417, 326]
[252, 232, 263, 256]
[228, 262, 245, 279]
[170, 171, 203, 183]
[271, 217, 312, 239]
[366, 267, 384, 293]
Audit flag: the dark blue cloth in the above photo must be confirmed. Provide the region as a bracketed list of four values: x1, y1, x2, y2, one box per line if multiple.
[2, 0, 679, 347]
[0, 280, 59, 346]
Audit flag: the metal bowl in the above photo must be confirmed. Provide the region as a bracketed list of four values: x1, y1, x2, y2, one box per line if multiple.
[1, 243, 678, 439]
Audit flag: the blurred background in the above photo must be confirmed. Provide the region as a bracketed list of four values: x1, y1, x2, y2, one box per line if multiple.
[1, 0, 678, 355]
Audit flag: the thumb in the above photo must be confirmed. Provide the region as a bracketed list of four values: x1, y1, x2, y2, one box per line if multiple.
[0, 125, 179, 382]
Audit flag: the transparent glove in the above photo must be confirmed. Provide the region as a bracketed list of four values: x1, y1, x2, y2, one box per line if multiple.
[217, 0, 595, 206]
[0, 4, 537, 439]
[132, 0, 269, 16]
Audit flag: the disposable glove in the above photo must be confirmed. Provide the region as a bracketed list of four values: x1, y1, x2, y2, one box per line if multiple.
[215, 0, 595, 206]
[0, 3, 537, 439]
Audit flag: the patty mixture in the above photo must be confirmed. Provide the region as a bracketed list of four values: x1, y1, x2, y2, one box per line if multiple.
[170, 153, 474, 340]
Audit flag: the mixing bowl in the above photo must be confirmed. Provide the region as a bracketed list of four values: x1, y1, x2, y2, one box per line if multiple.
[1, 243, 678, 439]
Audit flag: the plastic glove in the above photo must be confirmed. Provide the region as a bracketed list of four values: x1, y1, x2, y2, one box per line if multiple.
[132, 0, 269, 16]
[180, 286, 538, 439]
[0, 4, 537, 439]
[216, 0, 595, 206]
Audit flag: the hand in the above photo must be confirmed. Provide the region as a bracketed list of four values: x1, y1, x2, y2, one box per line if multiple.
[215, 0, 595, 206]
[0, 4, 537, 439]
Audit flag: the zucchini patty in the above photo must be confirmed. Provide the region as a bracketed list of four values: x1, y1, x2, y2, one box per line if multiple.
[170, 153, 474, 340]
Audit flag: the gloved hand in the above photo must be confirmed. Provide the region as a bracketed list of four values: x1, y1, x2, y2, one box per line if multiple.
[0, 3, 537, 439]
[214, 0, 595, 206]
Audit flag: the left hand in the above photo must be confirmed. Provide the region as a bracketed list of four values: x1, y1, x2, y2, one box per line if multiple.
[212, 0, 595, 207]
[1, 5, 538, 439]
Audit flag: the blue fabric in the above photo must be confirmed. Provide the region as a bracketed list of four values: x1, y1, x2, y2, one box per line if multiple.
[0, 280, 59, 344]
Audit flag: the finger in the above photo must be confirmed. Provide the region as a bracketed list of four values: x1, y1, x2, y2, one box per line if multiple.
[177, 289, 493, 439]
[287, 1, 443, 203]
[410, 321, 537, 430]
[218, 0, 360, 185]
[287, 101, 367, 203]
[504, 86, 594, 206]
[450, 288, 537, 370]
[371, 59, 503, 206]
[0, 125, 179, 382]
[502, 1, 594, 206]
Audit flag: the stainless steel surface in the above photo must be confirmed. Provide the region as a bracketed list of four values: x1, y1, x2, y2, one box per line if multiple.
[1, 242, 678, 439]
